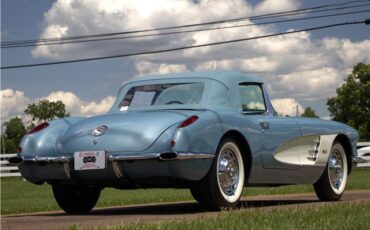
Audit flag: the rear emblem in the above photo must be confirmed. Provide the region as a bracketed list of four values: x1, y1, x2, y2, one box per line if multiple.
[92, 125, 108, 137]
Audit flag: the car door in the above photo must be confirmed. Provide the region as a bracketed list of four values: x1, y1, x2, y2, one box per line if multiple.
[238, 83, 301, 170]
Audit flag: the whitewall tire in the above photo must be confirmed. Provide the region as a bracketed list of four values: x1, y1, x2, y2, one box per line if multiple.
[314, 142, 348, 201]
[190, 138, 245, 210]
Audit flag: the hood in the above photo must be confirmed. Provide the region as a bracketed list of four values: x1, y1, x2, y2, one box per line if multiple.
[56, 110, 197, 153]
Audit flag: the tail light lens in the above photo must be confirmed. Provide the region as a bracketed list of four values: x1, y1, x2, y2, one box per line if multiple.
[26, 122, 49, 135]
[178, 115, 198, 128]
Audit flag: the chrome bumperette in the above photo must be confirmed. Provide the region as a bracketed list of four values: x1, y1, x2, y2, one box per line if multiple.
[8, 155, 72, 179]
[352, 156, 368, 164]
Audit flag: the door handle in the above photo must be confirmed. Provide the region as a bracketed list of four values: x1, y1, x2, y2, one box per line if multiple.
[260, 121, 269, 131]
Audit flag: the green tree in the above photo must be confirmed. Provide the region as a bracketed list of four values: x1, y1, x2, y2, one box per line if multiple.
[0, 138, 17, 154]
[327, 63, 370, 140]
[24, 99, 70, 125]
[301, 106, 319, 118]
[4, 117, 26, 145]
[1, 117, 26, 153]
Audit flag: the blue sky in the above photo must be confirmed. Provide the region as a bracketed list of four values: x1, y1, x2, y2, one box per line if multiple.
[1, 0, 135, 102]
[1, 0, 370, 120]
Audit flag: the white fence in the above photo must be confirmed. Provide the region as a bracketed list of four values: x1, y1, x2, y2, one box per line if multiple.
[1, 153, 21, 177]
[1, 142, 370, 177]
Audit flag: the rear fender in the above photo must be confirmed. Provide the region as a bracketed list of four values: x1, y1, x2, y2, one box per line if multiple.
[171, 111, 223, 155]
[19, 117, 85, 158]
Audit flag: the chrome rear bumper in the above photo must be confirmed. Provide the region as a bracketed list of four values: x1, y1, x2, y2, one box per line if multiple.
[9, 152, 215, 181]
[8, 152, 215, 166]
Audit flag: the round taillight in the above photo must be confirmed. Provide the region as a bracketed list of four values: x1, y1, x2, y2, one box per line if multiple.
[178, 115, 198, 128]
[26, 122, 49, 135]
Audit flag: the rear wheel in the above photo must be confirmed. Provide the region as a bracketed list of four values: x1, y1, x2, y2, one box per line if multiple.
[313, 142, 348, 201]
[190, 138, 245, 210]
[52, 185, 101, 214]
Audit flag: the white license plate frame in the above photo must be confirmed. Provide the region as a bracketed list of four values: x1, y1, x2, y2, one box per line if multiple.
[74, 150, 106, 170]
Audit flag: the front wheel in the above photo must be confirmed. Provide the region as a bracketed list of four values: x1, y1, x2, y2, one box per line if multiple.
[190, 138, 245, 210]
[52, 185, 101, 214]
[313, 142, 348, 201]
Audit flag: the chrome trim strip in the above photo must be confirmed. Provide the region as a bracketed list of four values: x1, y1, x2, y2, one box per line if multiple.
[352, 156, 368, 163]
[108, 153, 160, 161]
[175, 153, 215, 160]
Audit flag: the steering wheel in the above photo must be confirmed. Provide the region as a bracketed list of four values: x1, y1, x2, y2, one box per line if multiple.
[165, 100, 183, 105]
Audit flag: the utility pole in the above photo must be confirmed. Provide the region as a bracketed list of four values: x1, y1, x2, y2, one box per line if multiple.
[296, 105, 299, 117]
[1, 124, 5, 154]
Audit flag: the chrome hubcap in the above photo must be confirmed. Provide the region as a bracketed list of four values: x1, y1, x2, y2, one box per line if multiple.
[328, 150, 344, 190]
[218, 149, 239, 196]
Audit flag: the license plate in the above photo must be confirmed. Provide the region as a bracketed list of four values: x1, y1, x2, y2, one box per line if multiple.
[74, 150, 106, 170]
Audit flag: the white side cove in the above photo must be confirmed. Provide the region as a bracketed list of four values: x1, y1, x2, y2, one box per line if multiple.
[274, 134, 338, 167]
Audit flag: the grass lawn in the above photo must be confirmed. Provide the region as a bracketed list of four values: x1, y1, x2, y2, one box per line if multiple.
[1, 168, 370, 215]
[102, 202, 370, 230]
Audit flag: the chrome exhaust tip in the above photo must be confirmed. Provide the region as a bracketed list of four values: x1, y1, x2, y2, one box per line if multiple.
[8, 156, 24, 166]
[159, 152, 177, 160]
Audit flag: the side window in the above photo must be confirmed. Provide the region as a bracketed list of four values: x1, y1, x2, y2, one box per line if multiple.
[238, 84, 266, 113]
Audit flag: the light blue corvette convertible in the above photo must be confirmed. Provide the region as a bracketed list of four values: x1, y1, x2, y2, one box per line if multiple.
[10, 71, 365, 214]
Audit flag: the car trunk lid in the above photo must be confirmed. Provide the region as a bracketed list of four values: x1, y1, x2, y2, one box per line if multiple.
[56, 110, 198, 153]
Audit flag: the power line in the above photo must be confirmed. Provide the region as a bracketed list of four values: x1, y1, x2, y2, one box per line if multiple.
[1, 0, 368, 46]
[1, 20, 367, 70]
[2, 9, 368, 48]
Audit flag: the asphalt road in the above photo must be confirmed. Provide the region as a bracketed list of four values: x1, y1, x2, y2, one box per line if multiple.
[2, 190, 370, 230]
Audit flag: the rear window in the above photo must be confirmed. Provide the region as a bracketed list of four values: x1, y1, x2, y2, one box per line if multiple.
[119, 82, 204, 111]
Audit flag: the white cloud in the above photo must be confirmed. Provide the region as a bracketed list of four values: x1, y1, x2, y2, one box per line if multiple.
[31, 0, 370, 113]
[254, 0, 301, 15]
[135, 61, 189, 75]
[271, 98, 304, 117]
[80, 96, 115, 116]
[321, 38, 370, 67]
[269, 67, 343, 101]
[45, 91, 82, 114]
[1, 89, 30, 122]
[44, 91, 115, 116]
[0, 89, 115, 122]
[32, 0, 254, 60]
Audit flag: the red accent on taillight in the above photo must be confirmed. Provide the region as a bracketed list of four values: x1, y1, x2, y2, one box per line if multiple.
[26, 122, 49, 135]
[170, 140, 176, 146]
[178, 115, 198, 128]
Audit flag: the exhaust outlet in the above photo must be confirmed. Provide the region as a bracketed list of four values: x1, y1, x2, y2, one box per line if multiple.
[159, 152, 178, 160]
[8, 156, 24, 166]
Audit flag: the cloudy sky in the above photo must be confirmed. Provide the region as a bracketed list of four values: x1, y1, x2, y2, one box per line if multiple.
[1, 0, 370, 122]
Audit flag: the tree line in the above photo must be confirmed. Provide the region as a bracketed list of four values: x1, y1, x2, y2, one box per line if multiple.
[1, 63, 369, 153]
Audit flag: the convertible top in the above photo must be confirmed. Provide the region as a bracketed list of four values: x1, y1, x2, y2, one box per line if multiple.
[126, 70, 264, 87]
[112, 70, 270, 113]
